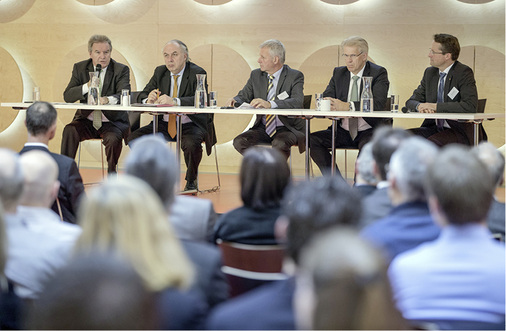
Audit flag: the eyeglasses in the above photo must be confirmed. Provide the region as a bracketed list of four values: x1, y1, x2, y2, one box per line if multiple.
[429, 49, 444, 55]
[341, 52, 363, 60]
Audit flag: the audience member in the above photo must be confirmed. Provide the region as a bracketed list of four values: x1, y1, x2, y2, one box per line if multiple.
[214, 146, 291, 245]
[206, 177, 362, 330]
[472, 142, 505, 239]
[228, 39, 305, 159]
[125, 134, 227, 308]
[388, 145, 505, 329]
[3, 150, 79, 300]
[27, 253, 157, 330]
[61, 34, 131, 173]
[361, 137, 440, 260]
[75, 175, 208, 329]
[310, 36, 390, 177]
[294, 227, 406, 330]
[20, 101, 85, 224]
[353, 141, 378, 198]
[406, 33, 486, 146]
[360, 126, 412, 227]
[128, 39, 216, 192]
[0, 203, 21, 330]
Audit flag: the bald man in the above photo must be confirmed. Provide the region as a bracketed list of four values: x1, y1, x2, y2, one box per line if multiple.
[5, 150, 81, 299]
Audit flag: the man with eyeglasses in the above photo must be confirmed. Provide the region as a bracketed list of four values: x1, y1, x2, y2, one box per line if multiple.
[406, 33, 484, 146]
[310, 36, 390, 177]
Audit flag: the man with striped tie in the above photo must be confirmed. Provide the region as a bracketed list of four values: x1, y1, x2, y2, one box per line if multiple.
[228, 39, 305, 159]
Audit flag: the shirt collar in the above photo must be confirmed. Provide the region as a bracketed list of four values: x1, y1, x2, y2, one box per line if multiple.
[24, 142, 48, 149]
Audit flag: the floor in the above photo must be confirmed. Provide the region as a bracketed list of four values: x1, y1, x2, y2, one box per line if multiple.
[81, 168, 506, 215]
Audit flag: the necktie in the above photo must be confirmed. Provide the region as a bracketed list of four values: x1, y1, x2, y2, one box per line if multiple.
[168, 74, 179, 138]
[265, 75, 276, 137]
[348, 75, 360, 140]
[436, 72, 446, 131]
[92, 69, 103, 130]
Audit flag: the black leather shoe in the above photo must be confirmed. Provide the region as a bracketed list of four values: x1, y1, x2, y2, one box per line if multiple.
[183, 180, 198, 192]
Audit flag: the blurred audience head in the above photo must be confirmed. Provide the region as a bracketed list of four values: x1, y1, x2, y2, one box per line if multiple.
[125, 134, 179, 210]
[294, 227, 406, 330]
[25, 101, 57, 138]
[240, 146, 291, 210]
[279, 176, 361, 265]
[371, 126, 411, 181]
[18, 150, 59, 208]
[387, 136, 438, 205]
[0, 149, 24, 213]
[425, 145, 494, 226]
[75, 175, 193, 292]
[28, 253, 157, 330]
[355, 142, 378, 186]
[472, 142, 505, 189]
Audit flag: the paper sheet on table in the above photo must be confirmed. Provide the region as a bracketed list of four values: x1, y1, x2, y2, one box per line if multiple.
[237, 102, 254, 109]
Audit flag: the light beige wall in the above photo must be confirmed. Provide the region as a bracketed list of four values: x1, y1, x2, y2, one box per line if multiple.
[0, 0, 504, 176]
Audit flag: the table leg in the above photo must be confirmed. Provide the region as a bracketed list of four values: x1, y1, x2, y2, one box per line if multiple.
[176, 114, 181, 171]
[473, 121, 481, 146]
[331, 119, 336, 177]
[153, 114, 158, 134]
[305, 117, 310, 180]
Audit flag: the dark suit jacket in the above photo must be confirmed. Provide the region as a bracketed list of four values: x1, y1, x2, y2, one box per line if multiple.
[63, 58, 131, 137]
[233, 64, 306, 153]
[138, 62, 217, 155]
[406, 61, 485, 144]
[487, 199, 505, 238]
[19, 145, 85, 224]
[181, 240, 228, 308]
[323, 61, 391, 129]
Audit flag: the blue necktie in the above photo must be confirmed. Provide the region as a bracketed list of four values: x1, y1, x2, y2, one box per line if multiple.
[436, 72, 446, 131]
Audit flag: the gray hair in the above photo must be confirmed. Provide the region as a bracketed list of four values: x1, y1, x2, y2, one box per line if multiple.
[472, 142, 505, 187]
[88, 35, 112, 53]
[164, 40, 190, 62]
[125, 135, 179, 210]
[0, 149, 24, 212]
[260, 39, 286, 64]
[356, 142, 377, 185]
[388, 137, 438, 202]
[341, 36, 369, 55]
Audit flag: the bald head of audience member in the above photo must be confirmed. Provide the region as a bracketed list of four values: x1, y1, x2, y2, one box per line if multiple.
[387, 137, 438, 205]
[241, 146, 290, 210]
[28, 253, 157, 330]
[25, 101, 58, 144]
[0, 149, 24, 214]
[278, 176, 362, 265]
[18, 151, 59, 208]
[425, 145, 494, 226]
[124, 134, 179, 210]
[472, 142, 505, 190]
[371, 126, 412, 181]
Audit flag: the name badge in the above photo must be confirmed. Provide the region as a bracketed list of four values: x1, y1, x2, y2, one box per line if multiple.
[277, 91, 289, 100]
[448, 87, 459, 100]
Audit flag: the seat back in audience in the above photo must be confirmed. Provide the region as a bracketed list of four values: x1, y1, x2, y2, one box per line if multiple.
[217, 240, 287, 297]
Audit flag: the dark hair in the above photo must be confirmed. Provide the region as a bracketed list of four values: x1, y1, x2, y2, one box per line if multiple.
[371, 126, 411, 181]
[425, 145, 494, 225]
[26, 101, 57, 136]
[240, 147, 290, 210]
[434, 33, 460, 61]
[282, 177, 362, 264]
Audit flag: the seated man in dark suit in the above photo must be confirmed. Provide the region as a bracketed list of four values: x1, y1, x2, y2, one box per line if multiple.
[472, 142, 505, 239]
[127, 39, 216, 192]
[406, 33, 485, 146]
[227, 39, 305, 159]
[20, 101, 85, 224]
[310, 36, 390, 177]
[61, 34, 131, 173]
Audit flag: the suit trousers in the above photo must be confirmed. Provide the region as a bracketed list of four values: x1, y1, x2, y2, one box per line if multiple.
[127, 119, 206, 182]
[61, 119, 123, 173]
[310, 125, 373, 176]
[233, 125, 298, 159]
[408, 125, 467, 147]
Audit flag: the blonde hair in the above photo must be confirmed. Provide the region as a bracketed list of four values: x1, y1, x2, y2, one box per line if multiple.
[75, 175, 193, 292]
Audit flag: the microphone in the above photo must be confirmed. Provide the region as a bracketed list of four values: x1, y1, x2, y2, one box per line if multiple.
[402, 106, 418, 113]
[96, 63, 102, 78]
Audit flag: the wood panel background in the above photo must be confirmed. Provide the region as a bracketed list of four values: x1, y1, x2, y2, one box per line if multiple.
[0, 0, 504, 176]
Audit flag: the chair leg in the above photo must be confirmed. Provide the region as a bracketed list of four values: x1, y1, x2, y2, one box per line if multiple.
[100, 141, 105, 179]
[344, 149, 348, 179]
[213, 144, 221, 188]
[77, 141, 81, 168]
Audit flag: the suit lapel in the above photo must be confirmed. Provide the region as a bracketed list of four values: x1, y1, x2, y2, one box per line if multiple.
[179, 63, 190, 97]
[161, 68, 171, 95]
[276, 65, 288, 96]
[444, 62, 457, 102]
[102, 61, 114, 96]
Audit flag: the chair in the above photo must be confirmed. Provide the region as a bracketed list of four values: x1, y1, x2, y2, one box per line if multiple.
[216, 239, 287, 297]
[288, 95, 312, 174]
[77, 138, 106, 185]
[336, 97, 392, 179]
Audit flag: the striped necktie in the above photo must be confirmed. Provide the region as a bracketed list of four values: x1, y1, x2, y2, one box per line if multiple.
[265, 75, 276, 137]
[436, 72, 446, 131]
[168, 74, 179, 138]
[92, 69, 102, 130]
